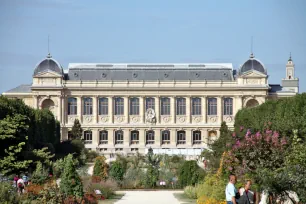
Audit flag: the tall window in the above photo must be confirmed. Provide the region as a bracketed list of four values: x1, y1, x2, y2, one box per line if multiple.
[130, 98, 139, 115]
[99, 98, 108, 115]
[114, 97, 124, 115]
[207, 98, 217, 115]
[193, 131, 201, 144]
[84, 130, 92, 144]
[68, 131, 73, 140]
[177, 131, 186, 144]
[146, 97, 155, 110]
[83, 97, 93, 115]
[162, 130, 170, 144]
[146, 130, 155, 144]
[131, 130, 139, 144]
[115, 130, 124, 144]
[223, 98, 233, 115]
[176, 98, 186, 115]
[161, 97, 170, 115]
[99, 130, 108, 144]
[192, 98, 201, 115]
[68, 98, 77, 115]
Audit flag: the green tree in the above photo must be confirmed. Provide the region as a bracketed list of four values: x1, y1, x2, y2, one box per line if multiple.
[109, 160, 125, 184]
[178, 160, 205, 187]
[31, 161, 49, 185]
[144, 147, 160, 188]
[71, 119, 83, 140]
[60, 154, 84, 198]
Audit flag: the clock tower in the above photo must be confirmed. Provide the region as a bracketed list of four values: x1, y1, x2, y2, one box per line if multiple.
[281, 53, 299, 93]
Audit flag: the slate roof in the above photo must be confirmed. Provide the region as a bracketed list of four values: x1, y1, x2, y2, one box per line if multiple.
[5, 84, 32, 93]
[66, 63, 234, 81]
[33, 54, 63, 76]
[240, 54, 266, 74]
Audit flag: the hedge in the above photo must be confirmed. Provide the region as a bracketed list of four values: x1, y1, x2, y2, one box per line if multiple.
[234, 93, 306, 139]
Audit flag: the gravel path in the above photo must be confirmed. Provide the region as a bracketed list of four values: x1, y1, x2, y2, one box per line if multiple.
[114, 191, 183, 204]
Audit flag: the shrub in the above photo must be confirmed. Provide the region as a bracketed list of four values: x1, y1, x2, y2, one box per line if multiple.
[178, 160, 206, 187]
[52, 158, 65, 178]
[86, 179, 118, 199]
[0, 182, 20, 204]
[86, 150, 99, 163]
[196, 174, 227, 201]
[184, 185, 197, 199]
[109, 160, 125, 184]
[122, 167, 145, 189]
[60, 154, 84, 198]
[92, 156, 108, 181]
[31, 161, 49, 185]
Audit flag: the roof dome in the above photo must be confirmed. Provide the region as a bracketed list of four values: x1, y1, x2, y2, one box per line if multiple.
[240, 53, 266, 74]
[33, 53, 63, 76]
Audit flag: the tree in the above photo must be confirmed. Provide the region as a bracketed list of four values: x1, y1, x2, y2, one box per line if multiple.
[60, 154, 83, 198]
[178, 160, 205, 187]
[31, 161, 49, 185]
[144, 147, 160, 188]
[92, 156, 108, 181]
[71, 119, 83, 140]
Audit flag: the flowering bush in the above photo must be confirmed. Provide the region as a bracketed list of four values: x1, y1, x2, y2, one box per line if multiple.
[197, 195, 226, 204]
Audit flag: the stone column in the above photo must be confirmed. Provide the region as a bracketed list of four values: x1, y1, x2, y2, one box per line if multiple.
[155, 129, 161, 146]
[92, 129, 99, 146]
[77, 96, 82, 122]
[108, 130, 114, 146]
[108, 96, 113, 123]
[202, 96, 207, 123]
[139, 129, 145, 146]
[217, 96, 223, 124]
[124, 96, 129, 123]
[171, 96, 176, 123]
[186, 129, 192, 146]
[234, 95, 243, 116]
[57, 96, 62, 122]
[61, 95, 66, 125]
[123, 129, 130, 147]
[170, 129, 176, 146]
[140, 96, 145, 123]
[155, 96, 160, 124]
[186, 96, 191, 123]
[93, 96, 98, 124]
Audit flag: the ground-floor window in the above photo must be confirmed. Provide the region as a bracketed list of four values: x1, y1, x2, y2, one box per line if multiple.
[162, 130, 170, 144]
[115, 130, 124, 144]
[146, 130, 155, 144]
[177, 131, 186, 144]
[68, 131, 73, 140]
[193, 131, 201, 144]
[131, 130, 139, 144]
[99, 130, 108, 144]
[84, 130, 92, 144]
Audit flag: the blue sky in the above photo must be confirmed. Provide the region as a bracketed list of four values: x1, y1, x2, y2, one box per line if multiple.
[0, 0, 305, 93]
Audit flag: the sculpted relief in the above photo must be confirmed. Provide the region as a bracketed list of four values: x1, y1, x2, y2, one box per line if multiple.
[145, 108, 156, 124]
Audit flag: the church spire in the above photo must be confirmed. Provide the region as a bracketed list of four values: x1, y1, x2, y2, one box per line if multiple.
[288, 52, 292, 61]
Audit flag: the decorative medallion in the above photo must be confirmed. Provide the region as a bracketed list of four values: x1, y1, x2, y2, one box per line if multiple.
[100, 116, 108, 123]
[163, 116, 170, 123]
[84, 116, 92, 123]
[116, 116, 123, 123]
[179, 117, 185, 123]
[132, 116, 139, 123]
[225, 116, 232, 123]
[194, 117, 201, 123]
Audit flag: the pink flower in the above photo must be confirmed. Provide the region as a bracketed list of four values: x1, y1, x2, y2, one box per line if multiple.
[246, 129, 251, 136]
[266, 129, 272, 135]
[265, 135, 271, 143]
[281, 137, 287, 145]
[255, 132, 262, 140]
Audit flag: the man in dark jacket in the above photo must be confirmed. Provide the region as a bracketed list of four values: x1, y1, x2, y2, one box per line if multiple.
[238, 180, 256, 204]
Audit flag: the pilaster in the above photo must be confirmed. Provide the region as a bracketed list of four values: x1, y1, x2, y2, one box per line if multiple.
[155, 96, 160, 123]
[186, 96, 191, 123]
[171, 96, 176, 123]
[139, 129, 145, 146]
[170, 129, 176, 146]
[77, 96, 82, 122]
[108, 96, 113, 123]
[140, 96, 145, 123]
[217, 96, 223, 124]
[93, 129, 99, 146]
[57, 96, 62, 122]
[234, 95, 243, 116]
[124, 96, 129, 123]
[186, 129, 192, 146]
[109, 130, 114, 146]
[93, 96, 98, 123]
[202, 96, 207, 123]
[123, 129, 130, 147]
[155, 129, 161, 146]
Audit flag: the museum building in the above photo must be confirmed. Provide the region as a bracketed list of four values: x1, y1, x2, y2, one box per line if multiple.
[2, 52, 299, 158]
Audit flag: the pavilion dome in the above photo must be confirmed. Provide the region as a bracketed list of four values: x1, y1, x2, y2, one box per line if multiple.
[33, 53, 63, 76]
[240, 53, 266, 74]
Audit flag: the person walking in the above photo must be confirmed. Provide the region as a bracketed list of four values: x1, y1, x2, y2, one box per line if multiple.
[225, 174, 240, 204]
[13, 175, 19, 189]
[238, 180, 256, 204]
[17, 177, 25, 194]
[22, 173, 29, 186]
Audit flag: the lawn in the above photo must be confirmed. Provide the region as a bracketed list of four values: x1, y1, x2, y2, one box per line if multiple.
[173, 192, 197, 204]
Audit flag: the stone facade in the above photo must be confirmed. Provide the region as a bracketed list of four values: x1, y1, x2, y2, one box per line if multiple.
[2, 53, 299, 158]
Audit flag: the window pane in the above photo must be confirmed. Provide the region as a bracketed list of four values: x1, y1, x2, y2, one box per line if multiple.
[207, 98, 217, 115]
[146, 131, 155, 144]
[192, 98, 201, 115]
[130, 98, 139, 115]
[99, 131, 108, 144]
[161, 98, 170, 115]
[146, 98, 155, 110]
[83, 98, 93, 115]
[115, 130, 124, 144]
[84, 131, 92, 144]
[131, 131, 139, 144]
[193, 131, 201, 144]
[177, 131, 186, 144]
[68, 98, 77, 115]
[223, 98, 233, 115]
[176, 98, 186, 115]
[99, 98, 108, 115]
[162, 130, 170, 144]
[114, 98, 124, 115]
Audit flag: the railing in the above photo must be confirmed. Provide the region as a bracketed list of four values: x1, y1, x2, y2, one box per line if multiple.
[146, 141, 155, 145]
[115, 141, 123, 144]
[99, 140, 108, 144]
[177, 141, 186, 145]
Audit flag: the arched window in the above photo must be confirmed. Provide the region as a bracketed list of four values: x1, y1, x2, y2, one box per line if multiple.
[161, 97, 170, 115]
[84, 130, 92, 144]
[131, 130, 139, 144]
[83, 97, 93, 115]
[68, 98, 77, 115]
[177, 131, 186, 145]
[115, 130, 124, 144]
[207, 98, 217, 115]
[146, 130, 155, 144]
[193, 131, 201, 144]
[41, 99, 55, 115]
[99, 98, 108, 115]
[162, 130, 170, 144]
[99, 130, 108, 144]
[146, 97, 155, 110]
[68, 131, 73, 140]
[223, 98, 233, 115]
[114, 97, 124, 115]
[192, 97, 201, 115]
[130, 98, 139, 115]
[246, 99, 259, 108]
[176, 98, 186, 115]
